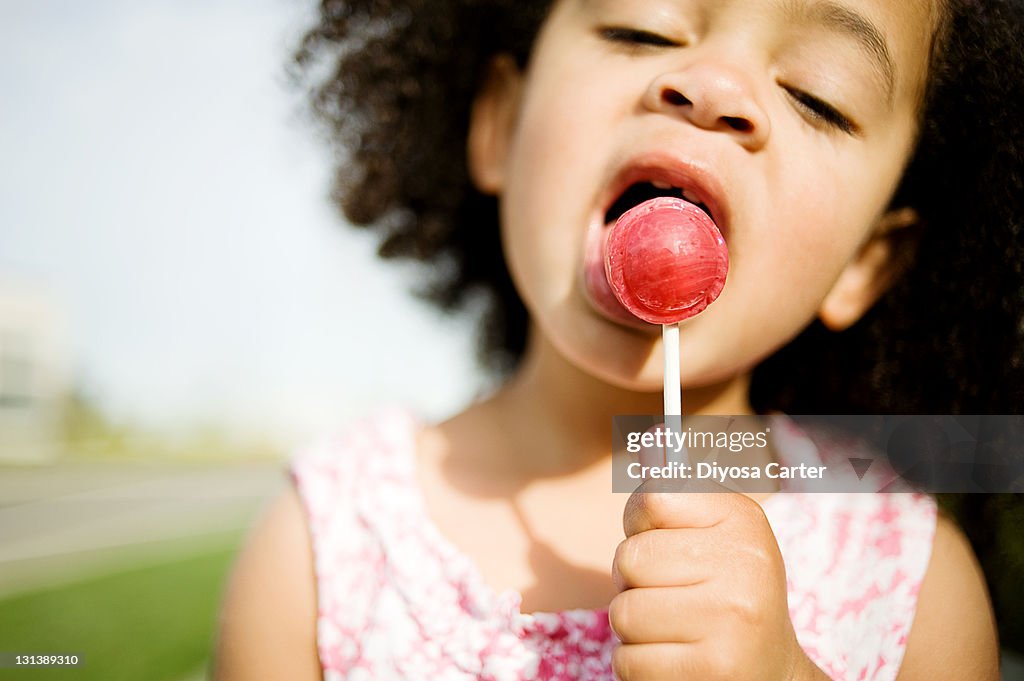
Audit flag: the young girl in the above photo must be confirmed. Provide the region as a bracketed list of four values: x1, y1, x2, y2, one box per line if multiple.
[216, 0, 1023, 678]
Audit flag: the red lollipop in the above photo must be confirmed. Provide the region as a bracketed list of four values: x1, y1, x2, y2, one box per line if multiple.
[604, 196, 729, 438]
[605, 196, 729, 325]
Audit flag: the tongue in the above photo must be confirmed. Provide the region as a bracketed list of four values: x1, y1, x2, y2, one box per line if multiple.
[604, 196, 729, 325]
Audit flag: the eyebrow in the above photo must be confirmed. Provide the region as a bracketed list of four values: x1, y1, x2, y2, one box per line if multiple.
[791, 0, 897, 103]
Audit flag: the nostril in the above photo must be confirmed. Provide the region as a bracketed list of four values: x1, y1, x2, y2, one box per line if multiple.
[723, 116, 753, 133]
[662, 89, 690, 107]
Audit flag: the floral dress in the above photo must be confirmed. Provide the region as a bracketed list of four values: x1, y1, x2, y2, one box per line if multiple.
[291, 409, 936, 681]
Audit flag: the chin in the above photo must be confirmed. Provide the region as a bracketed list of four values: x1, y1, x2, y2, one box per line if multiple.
[549, 311, 756, 404]
[582, 356, 665, 394]
[560, 313, 679, 390]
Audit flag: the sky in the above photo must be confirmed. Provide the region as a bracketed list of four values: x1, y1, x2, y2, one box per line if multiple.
[0, 0, 482, 443]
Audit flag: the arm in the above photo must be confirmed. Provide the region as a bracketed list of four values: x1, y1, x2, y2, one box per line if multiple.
[213, 487, 322, 681]
[895, 512, 1000, 681]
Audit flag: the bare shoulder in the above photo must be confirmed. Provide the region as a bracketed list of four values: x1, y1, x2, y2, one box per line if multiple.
[895, 511, 999, 681]
[213, 486, 321, 681]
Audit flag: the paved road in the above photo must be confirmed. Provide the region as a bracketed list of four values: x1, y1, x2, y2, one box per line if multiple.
[0, 459, 286, 597]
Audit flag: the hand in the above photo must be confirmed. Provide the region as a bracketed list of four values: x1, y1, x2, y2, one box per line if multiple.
[609, 479, 824, 681]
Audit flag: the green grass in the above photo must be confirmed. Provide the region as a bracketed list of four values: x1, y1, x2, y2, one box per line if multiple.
[0, 541, 242, 681]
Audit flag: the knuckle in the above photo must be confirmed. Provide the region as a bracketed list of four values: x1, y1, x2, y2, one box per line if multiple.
[607, 591, 640, 643]
[733, 494, 768, 527]
[740, 540, 775, 570]
[705, 642, 742, 678]
[612, 539, 636, 587]
[611, 645, 638, 681]
[640, 489, 677, 524]
[731, 525, 781, 570]
[614, 535, 654, 586]
[726, 591, 764, 627]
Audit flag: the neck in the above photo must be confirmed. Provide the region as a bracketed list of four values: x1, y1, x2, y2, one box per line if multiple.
[487, 330, 753, 474]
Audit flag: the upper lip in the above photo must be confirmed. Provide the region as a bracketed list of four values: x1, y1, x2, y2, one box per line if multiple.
[598, 151, 731, 236]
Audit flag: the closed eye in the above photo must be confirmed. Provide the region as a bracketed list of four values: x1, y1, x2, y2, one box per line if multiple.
[599, 26, 681, 48]
[785, 88, 859, 136]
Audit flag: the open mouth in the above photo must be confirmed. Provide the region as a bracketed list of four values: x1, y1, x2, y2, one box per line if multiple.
[603, 181, 715, 226]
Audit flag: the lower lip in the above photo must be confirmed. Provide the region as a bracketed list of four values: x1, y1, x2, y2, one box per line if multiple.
[581, 222, 655, 330]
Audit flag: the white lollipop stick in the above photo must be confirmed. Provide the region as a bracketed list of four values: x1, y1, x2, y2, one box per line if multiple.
[663, 322, 686, 466]
[602, 197, 728, 470]
[663, 323, 681, 416]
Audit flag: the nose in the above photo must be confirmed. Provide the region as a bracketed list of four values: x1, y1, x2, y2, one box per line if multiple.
[643, 61, 770, 151]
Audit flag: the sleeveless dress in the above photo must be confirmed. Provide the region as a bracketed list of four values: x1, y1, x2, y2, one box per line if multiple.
[290, 409, 937, 681]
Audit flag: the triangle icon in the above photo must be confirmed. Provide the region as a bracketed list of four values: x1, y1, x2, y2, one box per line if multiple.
[848, 458, 873, 480]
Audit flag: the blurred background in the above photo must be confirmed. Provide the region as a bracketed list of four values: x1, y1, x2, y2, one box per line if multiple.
[0, 1, 1021, 680]
[0, 1, 481, 679]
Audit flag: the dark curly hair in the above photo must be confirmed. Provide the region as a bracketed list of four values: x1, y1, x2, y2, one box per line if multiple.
[294, 0, 549, 373]
[295, 0, 1024, 648]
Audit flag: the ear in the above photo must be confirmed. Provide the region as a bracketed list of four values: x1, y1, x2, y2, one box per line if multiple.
[818, 207, 922, 331]
[467, 54, 523, 194]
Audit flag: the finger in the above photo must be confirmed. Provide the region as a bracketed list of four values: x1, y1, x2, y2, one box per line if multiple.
[623, 480, 759, 537]
[612, 528, 725, 589]
[611, 642, 707, 681]
[609, 583, 771, 646]
[613, 641, 748, 681]
[609, 586, 711, 644]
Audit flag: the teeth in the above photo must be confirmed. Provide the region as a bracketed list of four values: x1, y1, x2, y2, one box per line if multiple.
[645, 181, 706, 212]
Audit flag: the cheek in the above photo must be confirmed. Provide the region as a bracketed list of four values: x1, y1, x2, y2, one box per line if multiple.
[499, 124, 582, 307]
[500, 75, 615, 302]
[786, 195, 862, 287]
[742, 172, 867, 307]
[506, 55, 616, 204]
[712, 167, 876, 360]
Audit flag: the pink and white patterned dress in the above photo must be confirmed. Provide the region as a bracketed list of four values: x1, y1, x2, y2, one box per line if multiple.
[290, 409, 937, 681]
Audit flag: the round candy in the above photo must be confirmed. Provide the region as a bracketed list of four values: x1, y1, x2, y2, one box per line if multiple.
[604, 196, 729, 325]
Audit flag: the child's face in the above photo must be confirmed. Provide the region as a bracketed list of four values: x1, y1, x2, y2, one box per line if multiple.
[470, 0, 939, 394]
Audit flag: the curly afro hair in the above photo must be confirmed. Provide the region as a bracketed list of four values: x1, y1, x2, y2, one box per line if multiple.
[294, 0, 551, 374]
